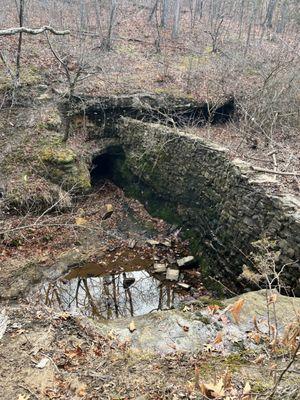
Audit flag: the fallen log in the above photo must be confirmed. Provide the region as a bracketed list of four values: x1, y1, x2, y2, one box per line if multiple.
[0, 26, 70, 36]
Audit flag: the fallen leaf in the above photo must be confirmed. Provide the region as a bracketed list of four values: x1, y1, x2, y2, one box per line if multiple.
[228, 299, 245, 324]
[17, 395, 30, 400]
[248, 331, 261, 344]
[267, 292, 277, 305]
[253, 354, 265, 364]
[222, 368, 232, 389]
[200, 378, 225, 399]
[75, 217, 87, 226]
[76, 384, 87, 397]
[128, 320, 136, 332]
[207, 305, 220, 315]
[242, 381, 251, 399]
[214, 331, 223, 344]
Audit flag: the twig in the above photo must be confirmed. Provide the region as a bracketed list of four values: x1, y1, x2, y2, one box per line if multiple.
[268, 340, 300, 399]
[18, 384, 39, 399]
[251, 166, 300, 176]
[41, 353, 62, 375]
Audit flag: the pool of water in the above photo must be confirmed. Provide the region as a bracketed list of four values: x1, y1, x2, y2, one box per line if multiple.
[40, 249, 202, 319]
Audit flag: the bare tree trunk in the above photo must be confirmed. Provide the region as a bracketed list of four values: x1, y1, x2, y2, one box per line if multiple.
[149, 0, 159, 22]
[276, 0, 288, 33]
[94, 0, 102, 31]
[245, 0, 257, 55]
[238, 0, 245, 40]
[15, 0, 24, 85]
[161, 0, 168, 28]
[104, 0, 117, 50]
[264, 0, 278, 29]
[195, 0, 203, 19]
[172, 0, 181, 39]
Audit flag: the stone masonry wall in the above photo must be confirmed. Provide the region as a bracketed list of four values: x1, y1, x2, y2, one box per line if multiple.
[115, 117, 300, 294]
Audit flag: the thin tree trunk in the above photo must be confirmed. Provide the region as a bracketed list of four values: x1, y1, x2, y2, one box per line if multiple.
[103, 0, 117, 50]
[264, 0, 278, 29]
[172, 0, 181, 39]
[149, 0, 159, 22]
[238, 0, 245, 40]
[15, 0, 24, 85]
[161, 0, 168, 28]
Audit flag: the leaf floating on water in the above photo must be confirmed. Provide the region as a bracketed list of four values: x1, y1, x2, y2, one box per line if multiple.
[228, 298, 245, 324]
[128, 320, 136, 332]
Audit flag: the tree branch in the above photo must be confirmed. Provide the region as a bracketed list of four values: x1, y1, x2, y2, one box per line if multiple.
[0, 26, 70, 36]
[251, 166, 300, 177]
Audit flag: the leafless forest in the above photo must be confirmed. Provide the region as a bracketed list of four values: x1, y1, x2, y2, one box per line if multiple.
[1, 0, 299, 136]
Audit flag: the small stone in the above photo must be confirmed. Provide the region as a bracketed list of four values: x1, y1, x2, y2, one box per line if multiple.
[146, 239, 160, 246]
[37, 93, 52, 101]
[128, 239, 136, 249]
[153, 263, 167, 273]
[166, 268, 179, 281]
[177, 282, 191, 290]
[177, 256, 195, 268]
[35, 357, 49, 369]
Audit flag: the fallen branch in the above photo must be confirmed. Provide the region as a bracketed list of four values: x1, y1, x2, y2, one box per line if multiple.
[0, 310, 8, 340]
[251, 166, 300, 177]
[0, 26, 70, 36]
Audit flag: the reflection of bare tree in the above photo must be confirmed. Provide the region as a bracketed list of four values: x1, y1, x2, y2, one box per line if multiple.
[111, 275, 119, 317]
[158, 286, 163, 310]
[42, 269, 180, 320]
[82, 278, 102, 317]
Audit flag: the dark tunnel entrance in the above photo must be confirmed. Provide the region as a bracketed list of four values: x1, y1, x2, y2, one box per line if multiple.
[90, 146, 125, 186]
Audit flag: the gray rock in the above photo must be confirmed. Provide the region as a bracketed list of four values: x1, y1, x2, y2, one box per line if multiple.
[166, 268, 179, 281]
[153, 263, 167, 273]
[177, 256, 195, 268]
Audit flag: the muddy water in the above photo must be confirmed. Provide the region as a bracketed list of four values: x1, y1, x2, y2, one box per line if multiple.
[41, 249, 201, 320]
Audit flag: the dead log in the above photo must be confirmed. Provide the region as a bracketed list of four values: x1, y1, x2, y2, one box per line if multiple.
[0, 26, 70, 36]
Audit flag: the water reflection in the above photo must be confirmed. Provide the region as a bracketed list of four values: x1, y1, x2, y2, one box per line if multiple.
[43, 266, 179, 319]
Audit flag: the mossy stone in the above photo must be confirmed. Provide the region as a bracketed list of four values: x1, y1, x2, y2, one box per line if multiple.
[40, 147, 76, 165]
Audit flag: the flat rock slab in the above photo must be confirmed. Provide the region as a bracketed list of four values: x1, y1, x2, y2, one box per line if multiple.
[93, 290, 300, 354]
